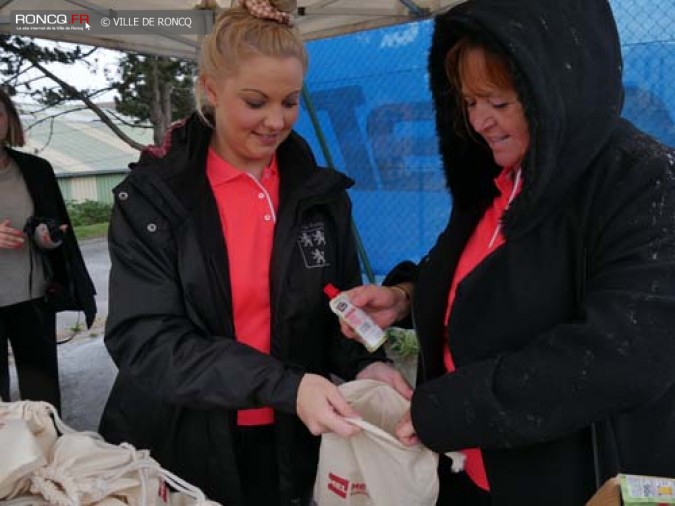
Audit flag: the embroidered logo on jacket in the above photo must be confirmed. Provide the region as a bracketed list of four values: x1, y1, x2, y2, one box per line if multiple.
[298, 223, 330, 269]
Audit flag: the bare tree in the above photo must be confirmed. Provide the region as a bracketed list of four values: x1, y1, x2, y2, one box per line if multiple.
[1, 34, 195, 150]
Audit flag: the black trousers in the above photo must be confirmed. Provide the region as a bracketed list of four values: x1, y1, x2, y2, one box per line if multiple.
[234, 424, 282, 505]
[0, 298, 60, 412]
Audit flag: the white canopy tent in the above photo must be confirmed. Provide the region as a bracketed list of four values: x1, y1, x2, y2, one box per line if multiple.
[0, 0, 463, 59]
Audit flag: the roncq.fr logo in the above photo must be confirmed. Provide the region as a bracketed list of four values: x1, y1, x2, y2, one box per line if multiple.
[15, 13, 90, 27]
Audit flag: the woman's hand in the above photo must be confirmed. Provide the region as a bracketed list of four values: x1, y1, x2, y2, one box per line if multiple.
[297, 373, 362, 438]
[338, 284, 411, 340]
[356, 361, 413, 400]
[0, 219, 25, 249]
[395, 409, 419, 446]
[34, 223, 68, 250]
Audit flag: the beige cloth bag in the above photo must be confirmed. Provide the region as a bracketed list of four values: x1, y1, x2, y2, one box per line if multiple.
[0, 400, 80, 500]
[313, 380, 464, 506]
[0, 417, 47, 500]
[0, 401, 63, 455]
[29, 432, 221, 506]
[1, 400, 220, 506]
[2, 494, 52, 505]
[29, 434, 162, 505]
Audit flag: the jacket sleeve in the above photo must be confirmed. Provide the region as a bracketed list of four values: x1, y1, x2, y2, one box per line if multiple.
[326, 193, 389, 379]
[27, 155, 97, 327]
[104, 177, 303, 413]
[411, 143, 675, 452]
[49, 163, 97, 327]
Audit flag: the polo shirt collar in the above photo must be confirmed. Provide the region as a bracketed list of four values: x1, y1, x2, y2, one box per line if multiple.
[494, 165, 522, 196]
[206, 147, 278, 185]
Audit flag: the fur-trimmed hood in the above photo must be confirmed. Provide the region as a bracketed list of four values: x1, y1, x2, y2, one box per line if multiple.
[430, 0, 624, 236]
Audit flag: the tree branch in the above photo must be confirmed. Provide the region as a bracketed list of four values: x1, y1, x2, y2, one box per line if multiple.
[105, 109, 153, 129]
[0, 39, 146, 151]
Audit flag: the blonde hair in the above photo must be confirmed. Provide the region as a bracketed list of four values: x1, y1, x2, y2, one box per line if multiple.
[194, 1, 308, 123]
[0, 88, 26, 147]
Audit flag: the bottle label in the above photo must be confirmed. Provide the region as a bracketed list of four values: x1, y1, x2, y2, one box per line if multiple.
[330, 294, 386, 352]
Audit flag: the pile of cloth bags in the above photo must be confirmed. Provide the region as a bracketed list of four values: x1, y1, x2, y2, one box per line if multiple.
[0, 400, 220, 506]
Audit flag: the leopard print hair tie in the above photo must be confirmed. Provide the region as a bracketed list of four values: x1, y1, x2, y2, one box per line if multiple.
[242, 0, 293, 25]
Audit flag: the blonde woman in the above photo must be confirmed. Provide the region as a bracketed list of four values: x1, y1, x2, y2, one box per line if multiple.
[99, 1, 409, 504]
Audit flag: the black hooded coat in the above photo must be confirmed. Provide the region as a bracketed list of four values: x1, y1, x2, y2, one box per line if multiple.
[386, 0, 675, 503]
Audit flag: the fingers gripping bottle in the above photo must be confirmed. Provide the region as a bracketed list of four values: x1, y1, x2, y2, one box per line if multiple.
[324, 284, 387, 352]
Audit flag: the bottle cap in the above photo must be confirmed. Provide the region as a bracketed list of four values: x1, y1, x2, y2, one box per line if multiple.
[323, 283, 340, 299]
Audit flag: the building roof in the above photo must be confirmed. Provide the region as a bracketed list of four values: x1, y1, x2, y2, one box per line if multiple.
[17, 104, 153, 174]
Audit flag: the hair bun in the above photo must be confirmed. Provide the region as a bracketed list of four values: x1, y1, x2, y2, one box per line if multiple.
[240, 0, 295, 24]
[269, 0, 296, 14]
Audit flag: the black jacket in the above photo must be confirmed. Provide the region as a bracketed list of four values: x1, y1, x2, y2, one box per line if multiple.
[387, 0, 675, 504]
[99, 114, 381, 505]
[8, 149, 96, 327]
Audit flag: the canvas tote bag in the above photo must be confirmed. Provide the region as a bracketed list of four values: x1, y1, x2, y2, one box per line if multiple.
[313, 380, 465, 506]
[28, 429, 221, 505]
[0, 401, 70, 455]
[0, 400, 82, 500]
[1, 400, 220, 506]
[0, 416, 47, 500]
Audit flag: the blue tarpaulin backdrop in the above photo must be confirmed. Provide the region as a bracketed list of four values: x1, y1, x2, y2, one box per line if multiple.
[295, 0, 675, 276]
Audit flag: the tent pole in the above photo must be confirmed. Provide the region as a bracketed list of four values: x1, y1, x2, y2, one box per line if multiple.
[301, 85, 376, 284]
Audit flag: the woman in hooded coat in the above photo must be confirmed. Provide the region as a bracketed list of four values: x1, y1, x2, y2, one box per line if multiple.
[340, 0, 675, 503]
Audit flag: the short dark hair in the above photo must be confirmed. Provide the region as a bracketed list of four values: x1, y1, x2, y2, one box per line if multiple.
[0, 88, 26, 147]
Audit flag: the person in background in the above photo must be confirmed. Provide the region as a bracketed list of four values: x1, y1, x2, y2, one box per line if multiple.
[0, 88, 97, 413]
[98, 1, 410, 505]
[339, 0, 675, 504]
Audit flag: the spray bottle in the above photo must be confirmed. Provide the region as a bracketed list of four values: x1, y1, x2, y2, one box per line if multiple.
[324, 284, 387, 352]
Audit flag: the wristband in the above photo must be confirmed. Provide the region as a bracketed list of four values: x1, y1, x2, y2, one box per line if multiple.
[391, 284, 411, 302]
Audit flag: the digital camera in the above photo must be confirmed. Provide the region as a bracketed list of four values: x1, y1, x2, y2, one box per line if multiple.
[24, 216, 65, 243]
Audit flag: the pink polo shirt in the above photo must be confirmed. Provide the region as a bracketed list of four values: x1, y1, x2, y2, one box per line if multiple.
[443, 165, 523, 491]
[206, 148, 279, 426]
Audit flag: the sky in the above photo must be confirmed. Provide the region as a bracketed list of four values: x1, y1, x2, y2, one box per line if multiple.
[17, 39, 122, 104]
